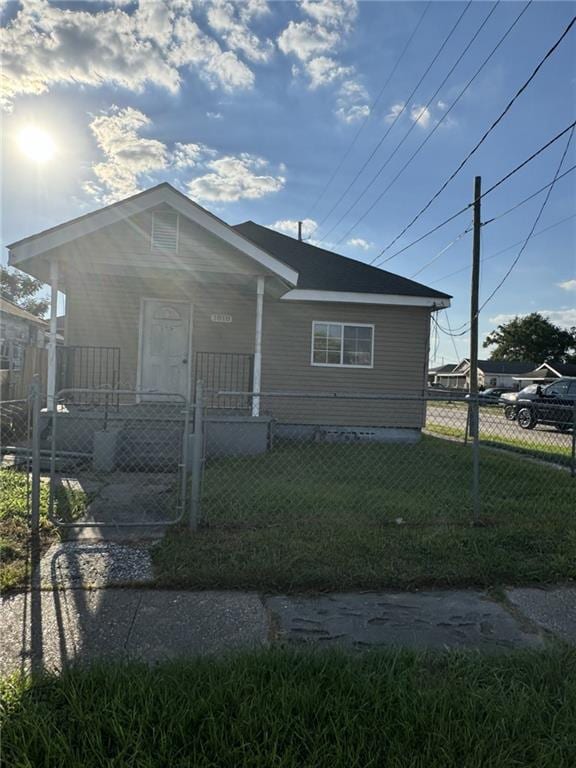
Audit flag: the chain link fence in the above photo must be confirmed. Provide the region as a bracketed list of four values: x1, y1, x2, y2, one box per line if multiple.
[194, 388, 575, 533]
[3, 382, 575, 541]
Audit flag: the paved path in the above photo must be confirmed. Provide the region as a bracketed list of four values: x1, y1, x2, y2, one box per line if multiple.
[2, 585, 574, 675]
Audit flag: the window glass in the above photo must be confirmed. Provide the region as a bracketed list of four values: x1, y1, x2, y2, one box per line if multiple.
[546, 380, 569, 395]
[312, 322, 373, 367]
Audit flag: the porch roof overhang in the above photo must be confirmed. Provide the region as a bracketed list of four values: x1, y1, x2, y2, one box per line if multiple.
[7, 183, 299, 288]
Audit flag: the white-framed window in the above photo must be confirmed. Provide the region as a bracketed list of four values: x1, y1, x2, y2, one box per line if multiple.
[311, 321, 374, 368]
[151, 211, 179, 251]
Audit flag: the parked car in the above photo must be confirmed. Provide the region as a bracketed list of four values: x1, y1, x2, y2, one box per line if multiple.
[465, 387, 515, 406]
[515, 378, 576, 431]
[500, 384, 540, 420]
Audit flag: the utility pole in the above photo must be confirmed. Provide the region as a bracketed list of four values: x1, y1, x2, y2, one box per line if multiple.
[297, 221, 302, 241]
[470, 175, 481, 524]
[469, 176, 481, 407]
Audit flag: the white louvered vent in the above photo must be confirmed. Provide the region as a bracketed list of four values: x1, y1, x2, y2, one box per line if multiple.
[151, 211, 179, 251]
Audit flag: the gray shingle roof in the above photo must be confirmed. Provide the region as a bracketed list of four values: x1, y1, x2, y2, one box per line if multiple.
[233, 221, 451, 300]
[477, 360, 536, 374]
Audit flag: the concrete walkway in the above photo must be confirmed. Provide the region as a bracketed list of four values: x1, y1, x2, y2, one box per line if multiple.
[2, 585, 574, 675]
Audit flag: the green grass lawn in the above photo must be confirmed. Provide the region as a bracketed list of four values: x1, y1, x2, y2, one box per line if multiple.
[153, 436, 576, 591]
[2, 649, 575, 768]
[0, 468, 87, 592]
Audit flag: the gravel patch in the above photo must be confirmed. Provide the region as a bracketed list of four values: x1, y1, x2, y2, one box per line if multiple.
[38, 542, 153, 588]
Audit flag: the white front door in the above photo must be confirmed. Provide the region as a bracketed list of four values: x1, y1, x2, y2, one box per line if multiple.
[140, 299, 191, 397]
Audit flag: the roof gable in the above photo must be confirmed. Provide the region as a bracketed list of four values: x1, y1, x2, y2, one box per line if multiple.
[8, 184, 298, 286]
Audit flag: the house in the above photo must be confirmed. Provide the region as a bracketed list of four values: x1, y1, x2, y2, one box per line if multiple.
[513, 361, 576, 385]
[435, 358, 535, 390]
[6, 183, 450, 442]
[0, 296, 47, 398]
[428, 363, 457, 386]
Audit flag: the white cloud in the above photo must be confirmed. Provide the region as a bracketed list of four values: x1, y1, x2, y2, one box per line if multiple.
[84, 106, 283, 206]
[558, 279, 576, 291]
[206, 111, 223, 119]
[336, 79, 370, 123]
[206, 0, 273, 63]
[187, 153, 285, 202]
[277, 0, 368, 124]
[347, 237, 372, 250]
[410, 104, 432, 129]
[489, 310, 576, 330]
[385, 102, 405, 123]
[307, 56, 353, 89]
[84, 107, 168, 203]
[270, 218, 318, 237]
[0, 0, 256, 110]
[172, 142, 214, 169]
[277, 20, 339, 60]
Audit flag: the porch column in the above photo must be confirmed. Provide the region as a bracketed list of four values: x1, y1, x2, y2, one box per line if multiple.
[252, 276, 265, 417]
[46, 259, 59, 410]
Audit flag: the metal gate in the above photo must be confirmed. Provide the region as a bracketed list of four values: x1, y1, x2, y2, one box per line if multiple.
[46, 388, 201, 530]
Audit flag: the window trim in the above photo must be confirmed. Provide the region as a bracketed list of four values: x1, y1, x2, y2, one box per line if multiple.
[151, 210, 180, 252]
[310, 321, 375, 369]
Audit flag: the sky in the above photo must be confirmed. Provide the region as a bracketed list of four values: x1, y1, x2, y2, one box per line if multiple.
[1, 0, 575, 365]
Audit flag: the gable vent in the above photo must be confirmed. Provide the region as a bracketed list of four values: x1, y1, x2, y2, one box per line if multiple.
[151, 211, 179, 251]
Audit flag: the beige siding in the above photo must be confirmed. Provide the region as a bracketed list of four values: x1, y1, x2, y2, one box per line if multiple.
[66, 273, 257, 390]
[261, 300, 430, 428]
[55, 204, 266, 279]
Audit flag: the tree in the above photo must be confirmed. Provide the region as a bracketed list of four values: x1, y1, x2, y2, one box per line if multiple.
[483, 313, 576, 363]
[0, 266, 49, 318]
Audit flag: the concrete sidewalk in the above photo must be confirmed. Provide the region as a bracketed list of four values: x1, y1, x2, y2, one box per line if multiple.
[2, 585, 574, 675]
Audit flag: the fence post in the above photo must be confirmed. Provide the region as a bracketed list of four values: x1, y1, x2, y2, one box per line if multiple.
[471, 394, 481, 525]
[571, 400, 576, 479]
[30, 375, 41, 536]
[189, 380, 204, 532]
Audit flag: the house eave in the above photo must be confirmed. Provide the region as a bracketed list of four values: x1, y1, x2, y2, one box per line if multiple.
[280, 289, 450, 309]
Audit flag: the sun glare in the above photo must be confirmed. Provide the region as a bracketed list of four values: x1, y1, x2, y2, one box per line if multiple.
[17, 126, 56, 164]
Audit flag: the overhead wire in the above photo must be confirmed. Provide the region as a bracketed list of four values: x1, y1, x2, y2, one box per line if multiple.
[325, 0, 533, 248]
[378, 12, 576, 259]
[313, 1, 473, 233]
[305, 1, 432, 218]
[318, 0, 502, 244]
[371, 119, 576, 266]
[435, 126, 575, 337]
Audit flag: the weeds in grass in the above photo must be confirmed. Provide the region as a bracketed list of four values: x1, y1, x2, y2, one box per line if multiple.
[0, 469, 87, 592]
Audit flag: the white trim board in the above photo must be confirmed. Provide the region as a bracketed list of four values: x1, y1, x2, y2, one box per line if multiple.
[8, 184, 299, 287]
[281, 289, 450, 309]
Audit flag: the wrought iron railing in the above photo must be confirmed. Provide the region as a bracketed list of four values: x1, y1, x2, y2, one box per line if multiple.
[57, 345, 121, 406]
[194, 351, 254, 409]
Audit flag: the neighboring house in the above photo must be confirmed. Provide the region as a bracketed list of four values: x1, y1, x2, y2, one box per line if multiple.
[435, 358, 535, 390]
[428, 363, 457, 386]
[514, 361, 576, 385]
[6, 183, 450, 437]
[0, 296, 48, 399]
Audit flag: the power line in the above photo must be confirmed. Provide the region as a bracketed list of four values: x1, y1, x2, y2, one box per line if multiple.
[474, 127, 575, 320]
[410, 226, 472, 278]
[305, 2, 432, 219]
[428, 212, 576, 284]
[318, 1, 502, 244]
[313, 1, 473, 233]
[437, 127, 575, 337]
[372, 120, 576, 265]
[378, 12, 576, 259]
[330, 0, 532, 248]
